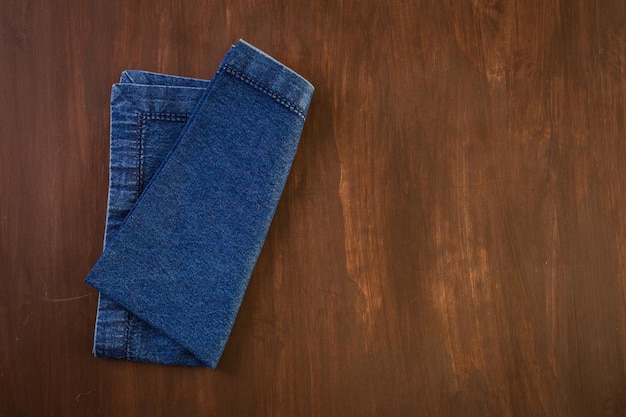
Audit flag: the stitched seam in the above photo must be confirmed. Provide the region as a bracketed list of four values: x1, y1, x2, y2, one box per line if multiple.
[127, 111, 144, 360]
[136, 112, 143, 196]
[139, 117, 145, 192]
[124, 311, 132, 360]
[125, 111, 189, 359]
[141, 112, 189, 122]
[137, 112, 188, 191]
[222, 65, 306, 118]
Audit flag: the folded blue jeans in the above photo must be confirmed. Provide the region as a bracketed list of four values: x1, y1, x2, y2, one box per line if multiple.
[85, 40, 313, 368]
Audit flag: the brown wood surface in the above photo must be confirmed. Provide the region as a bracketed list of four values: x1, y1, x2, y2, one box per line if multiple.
[2, 0, 626, 415]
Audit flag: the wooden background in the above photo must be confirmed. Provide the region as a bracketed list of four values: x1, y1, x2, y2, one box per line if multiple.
[1, 0, 626, 415]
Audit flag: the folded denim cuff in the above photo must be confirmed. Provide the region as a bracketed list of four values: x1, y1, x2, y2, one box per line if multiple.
[221, 40, 314, 117]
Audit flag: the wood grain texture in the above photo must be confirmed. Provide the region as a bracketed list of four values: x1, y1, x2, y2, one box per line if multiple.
[1, 0, 626, 415]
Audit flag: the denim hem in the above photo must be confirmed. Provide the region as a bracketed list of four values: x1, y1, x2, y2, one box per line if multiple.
[221, 40, 314, 117]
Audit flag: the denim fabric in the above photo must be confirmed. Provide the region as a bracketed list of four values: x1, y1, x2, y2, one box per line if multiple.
[86, 40, 313, 368]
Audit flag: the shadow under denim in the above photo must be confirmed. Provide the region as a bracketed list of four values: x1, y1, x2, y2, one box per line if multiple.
[86, 40, 313, 368]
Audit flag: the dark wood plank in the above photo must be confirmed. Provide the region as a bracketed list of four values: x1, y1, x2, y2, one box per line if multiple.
[1, 0, 625, 415]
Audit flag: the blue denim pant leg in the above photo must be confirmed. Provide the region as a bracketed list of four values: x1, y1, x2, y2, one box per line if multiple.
[94, 70, 212, 365]
[87, 40, 314, 368]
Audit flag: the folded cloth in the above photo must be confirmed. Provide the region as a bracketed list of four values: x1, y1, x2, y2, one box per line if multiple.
[86, 40, 314, 368]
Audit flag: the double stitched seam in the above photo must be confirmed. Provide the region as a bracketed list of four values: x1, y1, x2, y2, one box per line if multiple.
[137, 112, 189, 192]
[125, 112, 147, 359]
[222, 65, 307, 118]
[136, 112, 144, 196]
[126, 111, 143, 360]
[137, 113, 189, 192]
[124, 111, 189, 360]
